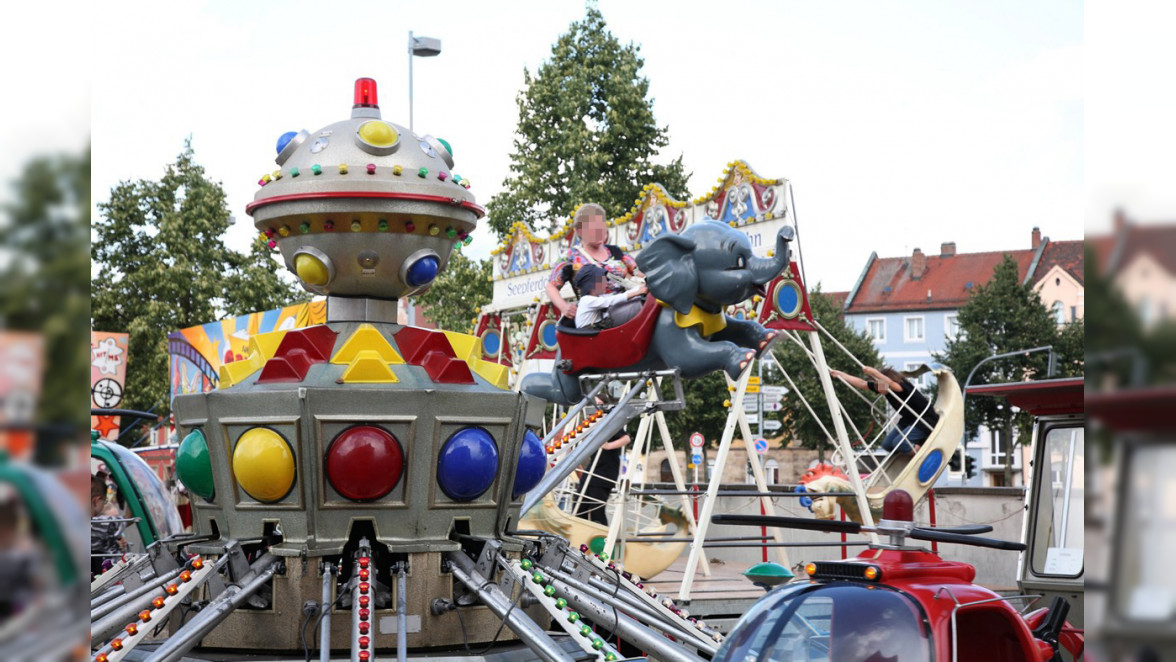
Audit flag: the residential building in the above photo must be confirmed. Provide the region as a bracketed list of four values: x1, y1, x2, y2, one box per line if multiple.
[1091, 210, 1176, 328]
[839, 228, 1083, 487]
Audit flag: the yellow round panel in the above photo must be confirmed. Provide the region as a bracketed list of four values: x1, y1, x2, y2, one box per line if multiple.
[358, 121, 399, 147]
[295, 253, 330, 286]
[233, 427, 295, 502]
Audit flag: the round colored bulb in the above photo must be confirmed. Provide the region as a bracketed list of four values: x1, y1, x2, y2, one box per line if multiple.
[295, 253, 331, 287]
[405, 255, 440, 287]
[358, 121, 399, 147]
[436, 426, 499, 501]
[176, 428, 215, 500]
[232, 427, 296, 502]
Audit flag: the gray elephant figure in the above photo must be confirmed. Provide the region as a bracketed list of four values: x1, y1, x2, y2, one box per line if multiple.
[520, 221, 795, 405]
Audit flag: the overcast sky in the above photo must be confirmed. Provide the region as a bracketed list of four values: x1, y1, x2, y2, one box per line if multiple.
[6, 1, 1169, 294]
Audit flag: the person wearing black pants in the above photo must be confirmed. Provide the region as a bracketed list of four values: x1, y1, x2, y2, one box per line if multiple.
[575, 427, 631, 526]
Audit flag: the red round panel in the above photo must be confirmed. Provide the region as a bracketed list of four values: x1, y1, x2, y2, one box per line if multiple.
[326, 426, 404, 501]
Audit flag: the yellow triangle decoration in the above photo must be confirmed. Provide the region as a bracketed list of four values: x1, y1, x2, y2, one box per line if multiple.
[341, 350, 400, 383]
[443, 331, 481, 363]
[218, 354, 263, 389]
[473, 360, 511, 390]
[248, 330, 288, 362]
[331, 324, 404, 364]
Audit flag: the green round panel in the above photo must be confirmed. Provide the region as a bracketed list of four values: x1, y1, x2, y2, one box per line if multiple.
[176, 428, 215, 500]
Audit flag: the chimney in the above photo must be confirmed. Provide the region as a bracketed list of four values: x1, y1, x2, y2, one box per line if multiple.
[1031, 227, 1042, 250]
[940, 242, 956, 257]
[911, 248, 926, 280]
[1113, 208, 1128, 234]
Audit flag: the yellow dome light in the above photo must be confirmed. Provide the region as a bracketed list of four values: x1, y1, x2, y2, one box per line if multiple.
[295, 252, 332, 286]
[233, 427, 296, 502]
[358, 120, 399, 147]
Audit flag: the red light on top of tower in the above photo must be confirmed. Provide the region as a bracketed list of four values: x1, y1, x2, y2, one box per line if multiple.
[354, 78, 379, 108]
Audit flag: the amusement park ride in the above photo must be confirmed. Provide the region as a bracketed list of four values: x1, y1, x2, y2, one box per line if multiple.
[87, 77, 1083, 662]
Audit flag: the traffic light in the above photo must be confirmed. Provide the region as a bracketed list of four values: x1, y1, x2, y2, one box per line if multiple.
[964, 454, 977, 479]
[949, 451, 961, 472]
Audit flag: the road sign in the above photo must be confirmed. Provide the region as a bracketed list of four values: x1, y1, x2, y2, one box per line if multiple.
[753, 438, 769, 454]
[763, 402, 784, 412]
[748, 376, 761, 385]
[761, 385, 788, 398]
[763, 419, 782, 431]
[745, 414, 760, 425]
[742, 400, 759, 412]
[745, 385, 760, 394]
[691, 452, 703, 465]
[689, 432, 705, 448]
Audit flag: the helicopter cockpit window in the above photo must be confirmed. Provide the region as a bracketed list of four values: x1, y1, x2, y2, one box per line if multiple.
[716, 584, 931, 662]
[1028, 425, 1084, 578]
[1116, 442, 1176, 622]
[106, 443, 184, 542]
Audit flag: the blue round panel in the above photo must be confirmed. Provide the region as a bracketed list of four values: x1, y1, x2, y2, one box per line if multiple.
[539, 320, 559, 350]
[437, 427, 499, 501]
[512, 430, 547, 498]
[775, 281, 802, 318]
[482, 330, 501, 357]
[917, 449, 943, 484]
[406, 255, 440, 287]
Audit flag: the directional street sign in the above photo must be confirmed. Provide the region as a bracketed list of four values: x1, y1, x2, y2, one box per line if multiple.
[745, 385, 760, 394]
[763, 402, 784, 412]
[748, 376, 761, 385]
[763, 419, 783, 431]
[742, 400, 759, 412]
[746, 414, 760, 425]
[761, 385, 788, 398]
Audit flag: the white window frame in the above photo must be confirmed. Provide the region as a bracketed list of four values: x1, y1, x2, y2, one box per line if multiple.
[865, 317, 886, 343]
[1051, 300, 1065, 325]
[903, 315, 925, 343]
[944, 313, 960, 340]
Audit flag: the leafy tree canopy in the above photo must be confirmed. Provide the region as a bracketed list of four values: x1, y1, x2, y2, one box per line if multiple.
[486, 5, 690, 238]
[0, 146, 90, 431]
[91, 140, 303, 426]
[411, 252, 492, 333]
[935, 255, 1083, 442]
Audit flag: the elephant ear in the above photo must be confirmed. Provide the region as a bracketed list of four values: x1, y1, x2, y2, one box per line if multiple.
[637, 234, 698, 315]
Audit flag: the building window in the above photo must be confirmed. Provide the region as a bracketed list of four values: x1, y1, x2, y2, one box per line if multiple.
[1052, 301, 1065, 325]
[659, 460, 673, 483]
[904, 362, 927, 387]
[944, 314, 960, 339]
[866, 318, 886, 343]
[903, 316, 924, 342]
[764, 459, 780, 485]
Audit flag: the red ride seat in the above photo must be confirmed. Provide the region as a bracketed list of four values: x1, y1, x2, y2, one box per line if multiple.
[556, 295, 661, 373]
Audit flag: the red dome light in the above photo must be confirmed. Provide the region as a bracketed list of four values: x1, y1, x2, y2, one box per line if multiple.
[326, 426, 404, 501]
[354, 78, 379, 108]
[882, 489, 914, 522]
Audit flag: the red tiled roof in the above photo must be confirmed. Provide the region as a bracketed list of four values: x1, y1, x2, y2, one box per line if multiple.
[1087, 235, 1115, 274]
[845, 249, 1037, 314]
[1034, 240, 1085, 286]
[1114, 223, 1176, 276]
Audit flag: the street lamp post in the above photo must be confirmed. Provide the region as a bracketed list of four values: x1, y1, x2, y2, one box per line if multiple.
[407, 30, 441, 133]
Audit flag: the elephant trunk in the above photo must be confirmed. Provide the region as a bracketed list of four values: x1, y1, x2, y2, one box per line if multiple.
[749, 225, 795, 284]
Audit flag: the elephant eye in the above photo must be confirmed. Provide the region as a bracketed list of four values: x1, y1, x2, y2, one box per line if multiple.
[735, 256, 746, 269]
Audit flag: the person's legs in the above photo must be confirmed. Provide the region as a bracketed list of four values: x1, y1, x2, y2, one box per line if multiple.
[881, 425, 917, 454]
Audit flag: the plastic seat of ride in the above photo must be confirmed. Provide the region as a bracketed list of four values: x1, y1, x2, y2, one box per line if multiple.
[556, 295, 660, 373]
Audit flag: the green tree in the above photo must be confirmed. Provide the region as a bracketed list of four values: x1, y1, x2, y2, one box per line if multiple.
[934, 255, 1081, 484]
[0, 147, 91, 433]
[411, 252, 492, 333]
[770, 289, 883, 457]
[661, 371, 730, 451]
[486, 6, 690, 238]
[91, 141, 302, 427]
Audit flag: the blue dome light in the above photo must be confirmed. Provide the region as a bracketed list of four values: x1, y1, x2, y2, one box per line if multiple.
[406, 255, 440, 287]
[276, 131, 299, 155]
[437, 427, 499, 501]
[512, 430, 547, 498]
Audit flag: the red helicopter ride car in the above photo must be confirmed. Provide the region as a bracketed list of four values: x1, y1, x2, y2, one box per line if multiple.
[710, 375, 1087, 662]
[710, 489, 1084, 662]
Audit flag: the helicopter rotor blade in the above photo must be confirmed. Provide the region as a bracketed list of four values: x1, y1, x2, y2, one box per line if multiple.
[913, 524, 993, 535]
[907, 528, 1026, 551]
[712, 514, 863, 535]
